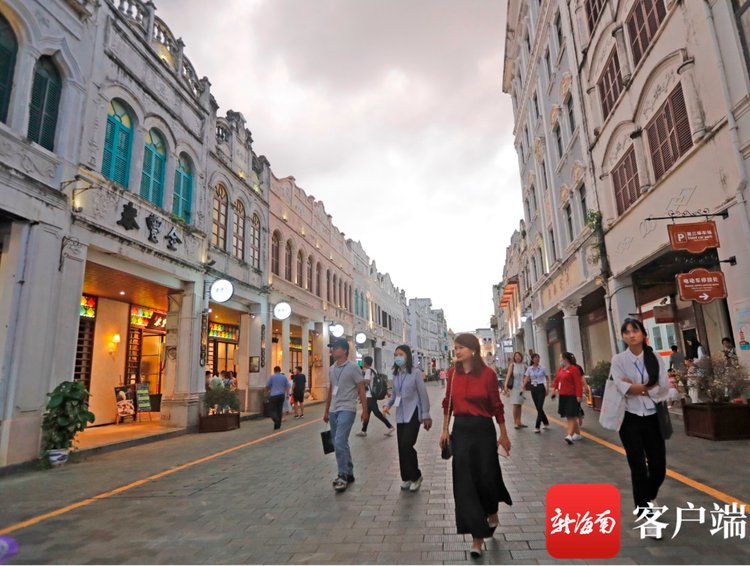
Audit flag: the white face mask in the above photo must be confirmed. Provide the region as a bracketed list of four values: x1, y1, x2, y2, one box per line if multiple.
[394, 357, 406, 367]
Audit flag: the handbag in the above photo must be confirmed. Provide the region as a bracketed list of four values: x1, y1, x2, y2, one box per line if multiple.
[599, 376, 626, 431]
[655, 401, 673, 440]
[441, 370, 454, 460]
[506, 364, 515, 390]
[320, 424, 335, 455]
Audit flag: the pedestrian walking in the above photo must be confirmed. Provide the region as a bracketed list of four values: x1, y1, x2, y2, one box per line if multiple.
[523, 349, 533, 367]
[266, 366, 290, 430]
[570, 353, 586, 429]
[323, 338, 369, 492]
[686, 338, 706, 360]
[357, 356, 395, 437]
[524, 354, 550, 432]
[282, 375, 292, 421]
[551, 352, 583, 444]
[291, 366, 307, 419]
[503, 352, 527, 428]
[439, 368, 447, 388]
[440, 333, 512, 557]
[383, 345, 432, 492]
[609, 318, 669, 516]
[669, 345, 686, 371]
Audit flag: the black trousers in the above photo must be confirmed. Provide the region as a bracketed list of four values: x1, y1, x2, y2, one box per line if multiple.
[452, 416, 513, 538]
[397, 408, 422, 482]
[269, 394, 285, 429]
[362, 397, 393, 432]
[530, 384, 549, 428]
[618, 411, 666, 509]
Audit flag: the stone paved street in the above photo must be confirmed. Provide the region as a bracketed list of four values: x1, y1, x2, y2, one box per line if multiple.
[1, 384, 749, 565]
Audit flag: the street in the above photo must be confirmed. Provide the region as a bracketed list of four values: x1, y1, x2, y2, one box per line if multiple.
[1, 385, 748, 565]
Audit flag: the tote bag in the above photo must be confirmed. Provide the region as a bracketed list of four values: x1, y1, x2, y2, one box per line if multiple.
[599, 376, 625, 431]
[321, 425, 335, 455]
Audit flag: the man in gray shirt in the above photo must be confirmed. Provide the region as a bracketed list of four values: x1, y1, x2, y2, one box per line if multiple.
[669, 345, 686, 371]
[324, 338, 368, 492]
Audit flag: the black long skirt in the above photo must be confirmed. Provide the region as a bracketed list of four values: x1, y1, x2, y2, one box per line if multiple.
[451, 415, 513, 538]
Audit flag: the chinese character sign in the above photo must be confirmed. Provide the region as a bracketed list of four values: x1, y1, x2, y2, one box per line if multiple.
[546, 484, 620, 559]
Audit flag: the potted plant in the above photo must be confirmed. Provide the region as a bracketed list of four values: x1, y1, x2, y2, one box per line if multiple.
[681, 355, 750, 441]
[199, 378, 241, 432]
[40, 381, 96, 467]
[586, 361, 611, 412]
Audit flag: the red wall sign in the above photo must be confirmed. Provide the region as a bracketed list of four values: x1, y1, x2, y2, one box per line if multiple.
[668, 221, 720, 254]
[676, 268, 727, 305]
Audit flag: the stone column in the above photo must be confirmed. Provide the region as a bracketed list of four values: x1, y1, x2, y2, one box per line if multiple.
[7, 45, 39, 133]
[281, 315, 291, 375]
[524, 316, 535, 353]
[237, 313, 251, 411]
[128, 127, 147, 193]
[162, 153, 177, 213]
[607, 276, 638, 355]
[534, 320, 550, 372]
[246, 303, 265, 412]
[612, 26, 632, 83]
[586, 86, 603, 134]
[560, 300, 584, 367]
[630, 129, 652, 194]
[311, 321, 329, 401]
[677, 59, 707, 143]
[300, 317, 310, 388]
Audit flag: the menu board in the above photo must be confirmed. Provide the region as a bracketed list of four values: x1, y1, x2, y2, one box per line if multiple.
[114, 385, 135, 418]
[135, 383, 152, 413]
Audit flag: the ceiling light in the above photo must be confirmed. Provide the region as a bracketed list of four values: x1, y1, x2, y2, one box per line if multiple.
[120, 291, 125, 295]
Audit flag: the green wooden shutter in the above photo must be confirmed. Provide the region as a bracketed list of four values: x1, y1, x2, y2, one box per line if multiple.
[141, 144, 154, 200]
[0, 16, 17, 124]
[101, 119, 115, 180]
[27, 57, 61, 151]
[28, 74, 45, 146]
[114, 127, 130, 187]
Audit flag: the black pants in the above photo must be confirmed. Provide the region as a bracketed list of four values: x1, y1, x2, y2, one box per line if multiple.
[397, 409, 422, 482]
[269, 394, 285, 429]
[362, 397, 393, 432]
[618, 411, 666, 509]
[530, 384, 549, 428]
[452, 416, 512, 538]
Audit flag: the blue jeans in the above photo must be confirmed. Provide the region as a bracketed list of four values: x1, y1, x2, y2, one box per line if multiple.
[329, 410, 356, 476]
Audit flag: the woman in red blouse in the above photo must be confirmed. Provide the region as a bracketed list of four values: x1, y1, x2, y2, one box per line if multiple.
[551, 352, 583, 444]
[440, 333, 512, 557]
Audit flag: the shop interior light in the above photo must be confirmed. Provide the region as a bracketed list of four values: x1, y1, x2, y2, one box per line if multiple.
[119, 291, 125, 295]
[112, 334, 121, 343]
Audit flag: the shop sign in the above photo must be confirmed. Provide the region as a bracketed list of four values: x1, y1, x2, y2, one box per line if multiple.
[273, 302, 291, 320]
[330, 324, 345, 338]
[209, 322, 238, 341]
[130, 306, 167, 330]
[542, 258, 580, 310]
[676, 268, 727, 305]
[355, 332, 367, 344]
[80, 295, 97, 318]
[135, 383, 152, 413]
[358, 348, 370, 354]
[668, 221, 720, 254]
[210, 279, 234, 303]
[732, 299, 750, 351]
[652, 305, 674, 325]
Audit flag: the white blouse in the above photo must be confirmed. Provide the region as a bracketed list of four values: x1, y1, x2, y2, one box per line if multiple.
[610, 349, 669, 417]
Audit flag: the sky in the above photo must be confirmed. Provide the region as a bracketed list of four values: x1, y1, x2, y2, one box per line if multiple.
[157, 0, 523, 331]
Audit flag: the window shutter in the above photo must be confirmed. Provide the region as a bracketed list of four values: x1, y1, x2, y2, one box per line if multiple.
[102, 120, 115, 179]
[114, 127, 130, 187]
[671, 83, 693, 155]
[141, 145, 154, 201]
[628, 10, 642, 66]
[647, 120, 664, 181]
[39, 77, 60, 150]
[0, 33, 16, 123]
[152, 154, 163, 206]
[28, 73, 46, 146]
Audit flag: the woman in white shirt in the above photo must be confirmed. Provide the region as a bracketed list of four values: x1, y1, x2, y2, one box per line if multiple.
[610, 318, 669, 513]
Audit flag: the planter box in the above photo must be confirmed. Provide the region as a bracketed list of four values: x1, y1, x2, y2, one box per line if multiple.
[591, 395, 603, 412]
[682, 402, 750, 441]
[199, 412, 240, 433]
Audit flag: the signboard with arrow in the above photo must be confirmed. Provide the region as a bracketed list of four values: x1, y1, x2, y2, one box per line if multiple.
[676, 268, 727, 305]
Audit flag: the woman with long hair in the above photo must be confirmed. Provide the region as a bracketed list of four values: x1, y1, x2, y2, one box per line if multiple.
[383, 345, 432, 492]
[551, 352, 583, 444]
[440, 333, 512, 557]
[524, 353, 550, 432]
[686, 338, 705, 360]
[611, 318, 669, 514]
[503, 351, 527, 428]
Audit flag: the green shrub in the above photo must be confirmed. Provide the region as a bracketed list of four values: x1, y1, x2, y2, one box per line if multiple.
[587, 361, 611, 394]
[40, 381, 95, 461]
[204, 385, 240, 413]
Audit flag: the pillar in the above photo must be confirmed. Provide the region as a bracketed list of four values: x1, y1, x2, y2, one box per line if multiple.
[630, 129, 651, 194]
[677, 59, 707, 143]
[561, 300, 584, 368]
[300, 317, 310, 388]
[128, 127, 147, 193]
[237, 313, 251, 411]
[281, 316, 290, 375]
[534, 319, 551, 372]
[524, 317, 535, 353]
[246, 303, 265, 412]
[607, 276, 638, 355]
[7, 45, 38, 133]
[612, 26, 632, 83]
[311, 321, 329, 400]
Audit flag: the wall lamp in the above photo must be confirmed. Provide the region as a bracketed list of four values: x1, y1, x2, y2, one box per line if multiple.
[108, 333, 121, 355]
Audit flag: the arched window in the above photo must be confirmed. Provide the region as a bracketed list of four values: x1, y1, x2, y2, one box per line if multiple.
[316, 263, 322, 297]
[233, 200, 245, 260]
[355, 289, 359, 316]
[333, 274, 338, 305]
[0, 15, 17, 123]
[344, 283, 348, 310]
[140, 129, 165, 206]
[28, 56, 61, 151]
[296, 251, 304, 287]
[285, 240, 293, 281]
[271, 232, 280, 275]
[102, 99, 133, 187]
[326, 270, 331, 302]
[339, 280, 344, 308]
[361, 294, 365, 317]
[173, 154, 192, 222]
[250, 214, 261, 270]
[212, 185, 228, 249]
[307, 256, 313, 292]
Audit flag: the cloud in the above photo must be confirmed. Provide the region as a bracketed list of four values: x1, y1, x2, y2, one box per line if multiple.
[156, 0, 523, 331]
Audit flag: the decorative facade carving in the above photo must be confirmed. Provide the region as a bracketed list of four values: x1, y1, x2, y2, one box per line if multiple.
[534, 137, 546, 163]
[640, 68, 677, 121]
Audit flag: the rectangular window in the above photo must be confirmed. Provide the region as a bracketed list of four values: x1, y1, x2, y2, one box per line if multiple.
[530, 184, 537, 212]
[586, 0, 605, 32]
[525, 34, 531, 58]
[565, 205, 575, 242]
[734, 0, 750, 77]
[627, 0, 667, 67]
[555, 126, 563, 158]
[598, 50, 624, 121]
[580, 185, 588, 220]
[548, 230, 557, 263]
[545, 50, 552, 80]
[541, 161, 548, 192]
[646, 83, 693, 182]
[612, 147, 640, 216]
[567, 96, 576, 134]
[533, 94, 540, 121]
[556, 14, 564, 52]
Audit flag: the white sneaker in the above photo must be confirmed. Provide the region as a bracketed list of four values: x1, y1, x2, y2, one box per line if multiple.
[409, 476, 423, 492]
[385, 427, 396, 436]
[565, 435, 573, 444]
[356, 431, 367, 437]
[400, 481, 411, 490]
[572, 433, 583, 441]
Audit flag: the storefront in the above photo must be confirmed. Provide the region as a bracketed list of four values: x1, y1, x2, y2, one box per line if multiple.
[545, 314, 565, 368]
[577, 288, 610, 371]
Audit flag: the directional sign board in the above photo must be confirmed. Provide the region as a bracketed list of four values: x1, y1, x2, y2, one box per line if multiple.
[668, 221, 720, 254]
[676, 268, 727, 305]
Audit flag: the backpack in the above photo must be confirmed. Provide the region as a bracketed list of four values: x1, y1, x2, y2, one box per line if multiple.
[369, 370, 388, 400]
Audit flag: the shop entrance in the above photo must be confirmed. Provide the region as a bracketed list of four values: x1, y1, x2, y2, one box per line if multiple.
[207, 301, 241, 377]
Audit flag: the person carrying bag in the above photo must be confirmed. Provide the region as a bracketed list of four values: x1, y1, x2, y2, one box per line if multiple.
[503, 352, 527, 429]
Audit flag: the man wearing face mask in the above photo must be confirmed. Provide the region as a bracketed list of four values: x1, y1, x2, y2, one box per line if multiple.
[324, 338, 369, 492]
